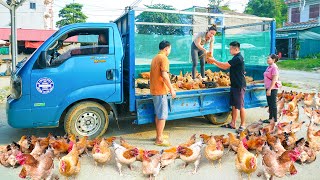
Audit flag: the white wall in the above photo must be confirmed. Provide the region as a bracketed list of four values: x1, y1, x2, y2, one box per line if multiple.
[0, 0, 51, 29]
[288, 1, 320, 23]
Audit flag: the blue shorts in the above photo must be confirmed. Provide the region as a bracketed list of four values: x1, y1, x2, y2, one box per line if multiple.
[152, 95, 168, 120]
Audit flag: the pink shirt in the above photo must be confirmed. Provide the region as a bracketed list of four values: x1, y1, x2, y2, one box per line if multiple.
[264, 63, 279, 89]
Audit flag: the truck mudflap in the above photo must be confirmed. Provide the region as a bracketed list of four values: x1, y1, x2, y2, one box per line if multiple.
[134, 84, 267, 125]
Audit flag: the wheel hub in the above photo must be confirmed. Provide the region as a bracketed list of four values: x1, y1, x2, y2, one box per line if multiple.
[75, 111, 102, 136]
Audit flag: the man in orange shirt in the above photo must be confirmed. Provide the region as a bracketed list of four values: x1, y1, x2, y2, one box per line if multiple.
[150, 40, 176, 146]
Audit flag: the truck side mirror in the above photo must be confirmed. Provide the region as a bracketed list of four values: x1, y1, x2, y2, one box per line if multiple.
[38, 51, 49, 68]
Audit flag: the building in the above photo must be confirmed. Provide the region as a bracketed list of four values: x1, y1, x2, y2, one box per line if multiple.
[276, 0, 320, 59]
[0, 0, 54, 29]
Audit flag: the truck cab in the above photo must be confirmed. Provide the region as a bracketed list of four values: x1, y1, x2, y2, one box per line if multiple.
[7, 23, 123, 138]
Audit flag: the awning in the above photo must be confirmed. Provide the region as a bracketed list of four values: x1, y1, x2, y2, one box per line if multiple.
[25, 41, 43, 48]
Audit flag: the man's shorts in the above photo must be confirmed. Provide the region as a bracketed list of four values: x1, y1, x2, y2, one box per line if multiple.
[230, 87, 246, 110]
[152, 95, 168, 120]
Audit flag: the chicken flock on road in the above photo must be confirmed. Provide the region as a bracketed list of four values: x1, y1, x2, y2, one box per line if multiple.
[0, 91, 319, 180]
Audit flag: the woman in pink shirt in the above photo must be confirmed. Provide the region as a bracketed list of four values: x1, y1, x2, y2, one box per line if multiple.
[263, 54, 280, 123]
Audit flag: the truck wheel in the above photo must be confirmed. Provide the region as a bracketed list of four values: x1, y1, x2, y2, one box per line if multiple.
[205, 112, 231, 125]
[64, 101, 109, 139]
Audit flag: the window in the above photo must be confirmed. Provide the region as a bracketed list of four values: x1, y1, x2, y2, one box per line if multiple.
[309, 4, 319, 19]
[291, 7, 300, 23]
[30, 2, 36, 9]
[48, 28, 111, 67]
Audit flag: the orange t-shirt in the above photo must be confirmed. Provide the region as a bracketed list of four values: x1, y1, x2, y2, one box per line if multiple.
[150, 52, 170, 95]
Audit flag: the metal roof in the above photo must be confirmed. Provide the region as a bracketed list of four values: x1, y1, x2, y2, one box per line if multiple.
[0, 28, 56, 41]
[277, 23, 320, 31]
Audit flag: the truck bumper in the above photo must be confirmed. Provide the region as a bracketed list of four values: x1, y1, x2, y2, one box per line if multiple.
[6, 96, 34, 128]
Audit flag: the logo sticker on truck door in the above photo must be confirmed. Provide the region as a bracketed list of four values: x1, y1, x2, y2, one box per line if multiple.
[36, 78, 54, 94]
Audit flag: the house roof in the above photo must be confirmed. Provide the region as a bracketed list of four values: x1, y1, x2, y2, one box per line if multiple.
[277, 20, 320, 31]
[0, 28, 56, 41]
[284, 0, 301, 4]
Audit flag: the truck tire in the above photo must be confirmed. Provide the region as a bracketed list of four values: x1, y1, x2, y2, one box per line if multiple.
[64, 101, 109, 139]
[205, 112, 231, 125]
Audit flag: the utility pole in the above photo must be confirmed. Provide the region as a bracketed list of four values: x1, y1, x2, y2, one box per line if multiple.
[0, 0, 27, 72]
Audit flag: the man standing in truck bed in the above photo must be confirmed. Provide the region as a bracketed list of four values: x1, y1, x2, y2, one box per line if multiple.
[150, 40, 176, 146]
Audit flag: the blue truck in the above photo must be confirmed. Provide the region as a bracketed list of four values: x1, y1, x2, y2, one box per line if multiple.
[6, 10, 274, 138]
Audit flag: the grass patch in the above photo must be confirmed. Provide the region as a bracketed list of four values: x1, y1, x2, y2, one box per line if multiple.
[277, 54, 320, 71]
[282, 82, 299, 88]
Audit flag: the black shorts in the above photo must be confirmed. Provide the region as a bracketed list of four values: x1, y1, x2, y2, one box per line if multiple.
[230, 87, 246, 110]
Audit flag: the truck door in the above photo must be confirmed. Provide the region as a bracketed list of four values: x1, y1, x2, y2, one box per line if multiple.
[30, 27, 116, 126]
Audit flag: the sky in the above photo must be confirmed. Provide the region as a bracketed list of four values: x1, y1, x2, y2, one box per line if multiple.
[53, 0, 249, 24]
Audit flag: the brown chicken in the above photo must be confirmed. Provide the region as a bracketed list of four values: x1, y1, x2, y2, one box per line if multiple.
[262, 145, 301, 179]
[113, 142, 139, 176]
[30, 135, 50, 151]
[59, 144, 80, 178]
[30, 141, 45, 160]
[304, 93, 315, 106]
[214, 135, 230, 147]
[244, 135, 266, 155]
[76, 136, 88, 155]
[273, 137, 286, 156]
[177, 140, 203, 174]
[92, 137, 115, 165]
[287, 96, 298, 112]
[295, 138, 317, 164]
[86, 138, 102, 150]
[202, 135, 224, 167]
[142, 150, 161, 179]
[0, 142, 21, 167]
[140, 72, 150, 79]
[160, 134, 196, 168]
[18, 135, 33, 153]
[50, 137, 70, 158]
[303, 106, 313, 118]
[227, 132, 246, 152]
[281, 106, 299, 122]
[16, 148, 54, 180]
[277, 98, 285, 117]
[261, 119, 276, 134]
[246, 120, 263, 135]
[235, 141, 257, 180]
[307, 117, 320, 151]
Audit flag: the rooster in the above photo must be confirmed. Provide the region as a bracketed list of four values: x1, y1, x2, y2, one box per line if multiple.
[235, 140, 257, 180]
[177, 140, 203, 174]
[16, 148, 54, 180]
[113, 142, 139, 176]
[142, 150, 161, 179]
[59, 144, 80, 178]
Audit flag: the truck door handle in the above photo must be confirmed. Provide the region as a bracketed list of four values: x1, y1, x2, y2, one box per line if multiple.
[106, 69, 114, 80]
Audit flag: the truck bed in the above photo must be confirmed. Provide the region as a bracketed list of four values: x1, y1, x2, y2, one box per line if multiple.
[134, 83, 266, 124]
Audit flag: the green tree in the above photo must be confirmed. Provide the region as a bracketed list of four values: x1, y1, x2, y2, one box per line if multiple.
[208, 0, 224, 8]
[136, 4, 187, 35]
[56, 3, 87, 28]
[245, 0, 287, 28]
